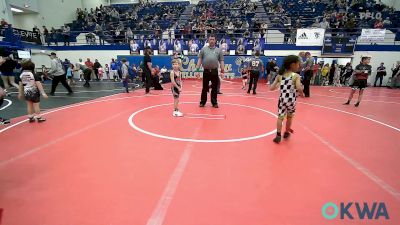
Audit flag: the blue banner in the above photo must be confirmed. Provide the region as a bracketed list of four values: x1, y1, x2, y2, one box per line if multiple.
[322, 36, 356, 55]
[117, 55, 287, 78]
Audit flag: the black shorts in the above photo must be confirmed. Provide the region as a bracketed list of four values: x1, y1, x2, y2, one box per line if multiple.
[351, 79, 367, 90]
[24, 89, 40, 103]
[172, 86, 180, 99]
[242, 76, 248, 79]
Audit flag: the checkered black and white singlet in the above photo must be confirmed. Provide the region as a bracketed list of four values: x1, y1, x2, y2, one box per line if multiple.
[278, 72, 297, 117]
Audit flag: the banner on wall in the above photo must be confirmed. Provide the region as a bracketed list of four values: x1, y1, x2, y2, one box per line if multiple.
[117, 55, 281, 78]
[0, 26, 41, 44]
[296, 28, 325, 46]
[322, 36, 357, 55]
[359, 29, 386, 42]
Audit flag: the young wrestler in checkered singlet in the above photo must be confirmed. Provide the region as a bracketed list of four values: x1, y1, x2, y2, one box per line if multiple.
[270, 55, 304, 143]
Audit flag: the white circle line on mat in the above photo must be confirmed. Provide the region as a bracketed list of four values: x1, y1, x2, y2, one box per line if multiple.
[128, 102, 277, 143]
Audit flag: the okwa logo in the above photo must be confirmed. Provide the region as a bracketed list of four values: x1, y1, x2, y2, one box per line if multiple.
[322, 202, 389, 220]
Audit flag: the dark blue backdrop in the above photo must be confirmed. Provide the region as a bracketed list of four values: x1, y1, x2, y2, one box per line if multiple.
[116, 55, 287, 78]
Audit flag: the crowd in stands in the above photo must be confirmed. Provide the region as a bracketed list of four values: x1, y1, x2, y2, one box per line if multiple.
[1, 0, 400, 51]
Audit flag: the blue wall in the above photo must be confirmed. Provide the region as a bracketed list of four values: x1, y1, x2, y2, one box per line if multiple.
[116, 55, 287, 78]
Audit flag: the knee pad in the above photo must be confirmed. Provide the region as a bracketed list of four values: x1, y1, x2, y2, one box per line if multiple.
[287, 113, 295, 118]
[278, 114, 286, 120]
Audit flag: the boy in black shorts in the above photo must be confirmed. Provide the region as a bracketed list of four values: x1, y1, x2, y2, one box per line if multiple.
[344, 56, 372, 107]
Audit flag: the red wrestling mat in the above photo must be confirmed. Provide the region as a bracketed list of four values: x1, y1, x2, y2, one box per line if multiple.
[1, 80, 399, 225]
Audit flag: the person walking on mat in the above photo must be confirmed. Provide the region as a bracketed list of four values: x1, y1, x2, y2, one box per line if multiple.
[48, 52, 73, 96]
[247, 51, 264, 95]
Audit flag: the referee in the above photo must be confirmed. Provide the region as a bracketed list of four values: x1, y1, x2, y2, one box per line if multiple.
[195, 34, 224, 108]
[143, 46, 153, 94]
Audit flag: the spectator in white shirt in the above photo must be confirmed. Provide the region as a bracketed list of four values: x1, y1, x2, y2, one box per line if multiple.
[130, 40, 139, 54]
[174, 40, 182, 53]
[190, 41, 199, 54]
[126, 27, 133, 42]
[319, 18, 330, 29]
[220, 39, 229, 54]
[159, 40, 167, 53]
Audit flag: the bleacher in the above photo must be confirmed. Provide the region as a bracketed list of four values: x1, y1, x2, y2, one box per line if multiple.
[3, 0, 400, 48]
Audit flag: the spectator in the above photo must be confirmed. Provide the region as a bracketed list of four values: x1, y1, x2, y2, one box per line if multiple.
[110, 58, 119, 81]
[237, 43, 245, 55]
[0, 56, 18, 94]
[130, 40, 139, 54]
[253, 39, 261, 53]
[104, 63, 110, 80]
[48, 52, 73, 95]
[159, 40, 167, 53]
[321, 63, 330, 86]
[94, 23, 104, 45]
[319, 18, 330, 29]
[63, 25, 70, 46]
[43, 26, 49, 46]
[220, 39, 229, 55]
[93, 59, 102, 81]
[50, 27, 58, 46]
[383, 17, 392, 27]
[85, 58, 94, 80]
[33, 25, 40, 33]
[121, 58, 130, 93]
[341, 63, 353, 85]
[63, 58, 70, 73]
[0, 18, 8, 27]
[374, 62, 386, 87]
[329, 62, 336, 85]
[390, 61, 400, 88]
[174, 40, 182, 53]
[126, 27, 133, 42]
[0, 87, 10, 124]
[190, 40, 199, 54]
[374, 19, 384, 29]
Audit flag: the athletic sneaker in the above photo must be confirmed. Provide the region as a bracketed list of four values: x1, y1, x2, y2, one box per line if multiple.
[273, 135, 282, 143]
[37, 117, 46, 123]
[283, 132, 291, 139]
[173, 111, 183, 117]
[0, 117, 10, 125]
[29, 117, 36, 123]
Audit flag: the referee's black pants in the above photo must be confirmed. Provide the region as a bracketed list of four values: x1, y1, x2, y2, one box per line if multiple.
[145, 72, 152, 93]
[248, 71, 260, 93]
[50, 75, 73, 94]
[201, 69, 218, 106]
[302, 70, 312, 97]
